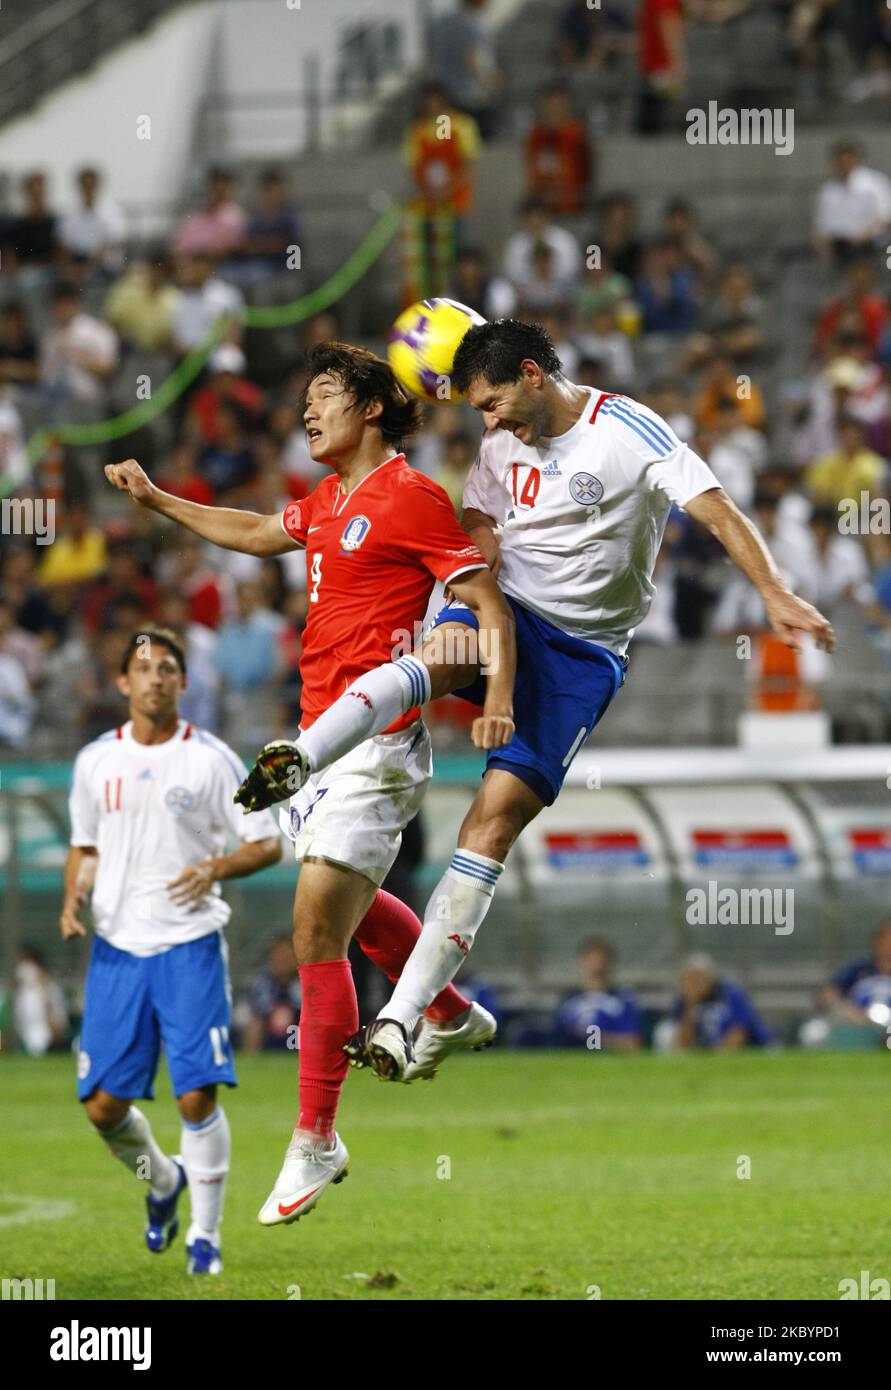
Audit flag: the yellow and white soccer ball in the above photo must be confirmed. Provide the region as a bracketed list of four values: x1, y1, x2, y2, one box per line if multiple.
[387, 297, 486, 402]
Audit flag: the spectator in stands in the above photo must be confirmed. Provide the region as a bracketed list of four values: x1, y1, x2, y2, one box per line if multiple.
[660, 197, 719, 287]
[637, 0, 686, 134]
[10, 171, 58, 284]
[700, 395, 768, 510]
[694, 353, 765, 431]
[635, 239, 698, 336]
[153, 441, 215, 506]
[198, 400, 259, 501]
[515, 240, 577, 316]
[37, 500, 107, 589]
[173, 167, 248, 260]
[242, 935, 301, 1052]
[574, 245, 639, 335]
[12, 946, 68, 1055]
[843, 0, 891, 103]
[78, 625, 131, 742]
[553, 940, 643, 1051]
[447, 246, 516, 320]
[58, 166, 126, 276]
[186, 344, 264, 447]
[597, 192, 643, 282]
[815, 255, 888, 359]
[0, 587, 44, 684]
[160, 533, 227, 630]
[802, 506, 890, 630]
[434, 429, 477, 513]
[428, 0, 502, 140]
[0, 598, 36, 745]
[0, 302, 40, 389]
[524, 84, 593, 216]
[804, 414, 887, 507]
[156, 588, 220, 731]
[104, 250, 180, 353]
[665, 955, 772, 1050]
[686, 263, 765, 372]
[214, 579, 283, 692]
[39, 282, 118, 411]
[404, 80, 481, 257]
[80, 537, 160, 634]
[645, 377, 696, 442]
[233, 170, 302, 282]
[1, 547, 65, 642]
[556, 0, 634, 70]
[814, 140, 891, 265]
[503, 197, 582, 294]
[794, 348, 888, 466]
[574, 303, 636, 390]
[171, 253, 244, 355]
[819, 920, 891, 1027]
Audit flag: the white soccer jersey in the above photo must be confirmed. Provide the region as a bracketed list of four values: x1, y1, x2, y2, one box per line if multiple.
[68, 720, 279, 956]
[463, 386, 721, 654]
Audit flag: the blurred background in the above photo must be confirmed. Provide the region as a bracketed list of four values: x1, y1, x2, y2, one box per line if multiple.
[2, 0, 891, 1062]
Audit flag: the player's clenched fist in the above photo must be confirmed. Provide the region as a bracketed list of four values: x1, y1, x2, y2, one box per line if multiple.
[104, 458, 156, 506]
[471, 713, 515, 750]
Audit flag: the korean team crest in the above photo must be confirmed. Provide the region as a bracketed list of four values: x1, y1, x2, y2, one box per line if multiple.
[341, 514, 372, 551]
[569, 472, 604, 506]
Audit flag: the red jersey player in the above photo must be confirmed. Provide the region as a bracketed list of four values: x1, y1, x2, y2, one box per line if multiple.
[104, 342, 515, 1226]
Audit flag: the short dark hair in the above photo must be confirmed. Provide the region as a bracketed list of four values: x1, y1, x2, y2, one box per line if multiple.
[451, 318, 562, 395]
[120, 627, 187, 676]
[300, 341, 422, 447]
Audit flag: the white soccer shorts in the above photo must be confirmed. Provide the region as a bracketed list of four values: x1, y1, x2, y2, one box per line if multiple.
[278, 720, 432, 885]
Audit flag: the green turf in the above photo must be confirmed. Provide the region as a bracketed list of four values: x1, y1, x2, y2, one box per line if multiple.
[1, 1049, 887, 1300]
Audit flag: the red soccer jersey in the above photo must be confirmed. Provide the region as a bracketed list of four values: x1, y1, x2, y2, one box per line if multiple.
[280, 453, 485, 730]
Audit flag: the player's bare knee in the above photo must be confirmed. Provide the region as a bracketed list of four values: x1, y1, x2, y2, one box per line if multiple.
[292, 920, 347, 965]
[84, 1089, 129, 1131]
[418, 644, 477, 700]
[177, 1086, 216, 1124]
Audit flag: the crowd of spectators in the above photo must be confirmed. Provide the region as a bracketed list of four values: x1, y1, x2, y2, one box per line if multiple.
[2, 1, 891, 755]
[20, 918, 889, 1056]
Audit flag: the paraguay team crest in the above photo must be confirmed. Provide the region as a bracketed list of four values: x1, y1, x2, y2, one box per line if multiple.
[340, 514, 372, 551]
[165, 786, 196, 814]
[569, 472, 604, 506]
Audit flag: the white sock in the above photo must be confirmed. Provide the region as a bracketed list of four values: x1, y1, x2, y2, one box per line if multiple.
[297, 655, 431, 771]
[379, 850, 503, 1031]
[181, 1106, 230, 1244]
[96, 1105, 179, 1197]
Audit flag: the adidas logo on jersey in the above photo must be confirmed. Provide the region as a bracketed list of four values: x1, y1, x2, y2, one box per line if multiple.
[543, 460, 561, 477]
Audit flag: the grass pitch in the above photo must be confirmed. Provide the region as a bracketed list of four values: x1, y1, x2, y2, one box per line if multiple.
[1, 1049, 887, 1301]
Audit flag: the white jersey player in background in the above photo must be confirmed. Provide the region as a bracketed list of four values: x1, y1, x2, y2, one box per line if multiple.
[61, 627, 281, 1273]
[242, 318, 834, 1083]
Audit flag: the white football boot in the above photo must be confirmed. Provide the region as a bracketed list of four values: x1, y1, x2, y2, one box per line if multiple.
[402, 1002, 497, 1081]
[257, 1131, 349, 1226]
[356, 1019, 414, 1082]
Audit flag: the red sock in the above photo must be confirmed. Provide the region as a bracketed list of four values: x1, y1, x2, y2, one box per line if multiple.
[296, 959, 358, 1141]
[354, 888, 472, 1025]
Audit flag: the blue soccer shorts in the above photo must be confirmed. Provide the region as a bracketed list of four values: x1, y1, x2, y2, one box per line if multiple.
[77, 931, 237, 1102]
[430, 593, 626, 805]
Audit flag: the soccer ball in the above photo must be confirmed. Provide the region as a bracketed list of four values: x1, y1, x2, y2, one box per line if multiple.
[387, 297, 486, 403]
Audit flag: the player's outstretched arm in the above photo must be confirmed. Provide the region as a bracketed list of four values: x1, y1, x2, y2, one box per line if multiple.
[685, 486, 835, 653]
[60, 845, 97, 939]
[104, 458, 294, 557]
